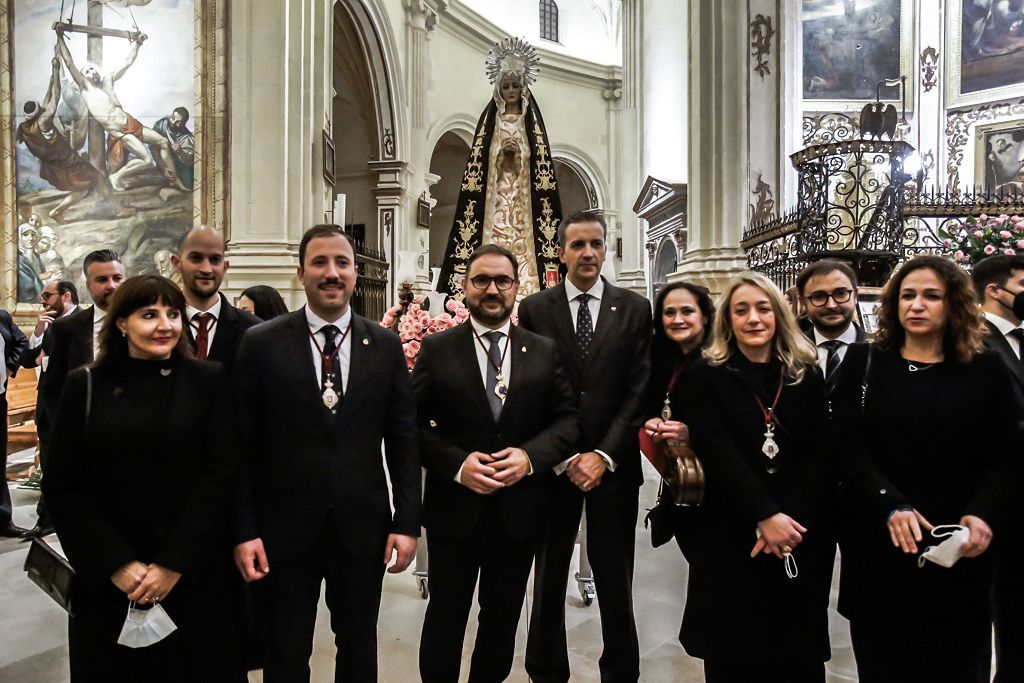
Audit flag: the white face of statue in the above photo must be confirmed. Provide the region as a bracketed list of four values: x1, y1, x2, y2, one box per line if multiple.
[500, 76, 523, 105]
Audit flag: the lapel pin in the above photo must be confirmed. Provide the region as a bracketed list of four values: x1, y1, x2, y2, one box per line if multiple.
[362, 338, 370, 346]
[610, 306, 617, 311]
[429, 419, 438, 428]
[522, 346, 527, 352]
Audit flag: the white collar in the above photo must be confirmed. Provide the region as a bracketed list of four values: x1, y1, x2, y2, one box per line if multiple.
[305, 305, 353, 333]
[186, 295, 223, 321]
[60, 305, 78, 319]
[813, 322, 858, 346]
[470, 317, 512, 338]
[93, 306, 107, 323]
[984, 310, 1023, 336]
[565, 276, 604, 303]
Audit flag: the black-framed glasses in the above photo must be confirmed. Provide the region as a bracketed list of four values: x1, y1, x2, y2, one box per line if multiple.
[807, 288, 853, 307]
[39, 291, 58, 302]
[469, 275, 516, 291]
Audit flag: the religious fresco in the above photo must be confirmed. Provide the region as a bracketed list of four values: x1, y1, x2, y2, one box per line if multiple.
[959, 0, 1024, 95]
[802, 0, 903, 102]
[11, 0, 195, 303]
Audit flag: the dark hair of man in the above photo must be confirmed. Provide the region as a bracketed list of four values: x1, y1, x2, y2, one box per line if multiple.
[795, 258, 859, 297]
[970, 253, 1024, 299]
[94, 275, 193, 368]
[465, 243, 519, 277]
[82, 249, 122, 279]
[240, 285, 289, 320]
[56, 280, 79, 305]
[172, 106, 190, 122]
[298, 224, 357, 267]
[557, 210, 608, 246]
[875, 255, 984, 362]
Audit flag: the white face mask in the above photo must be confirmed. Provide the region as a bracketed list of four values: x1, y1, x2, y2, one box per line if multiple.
[116, 602, 178, 648]
[917, 525, 971, 569]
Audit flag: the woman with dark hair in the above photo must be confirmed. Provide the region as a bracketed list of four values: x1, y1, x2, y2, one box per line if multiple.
[675, 272, 834, 682]
[42, 275, 244, 681]
[238, 284, 288, 321]
[833, 255, 1020, 683]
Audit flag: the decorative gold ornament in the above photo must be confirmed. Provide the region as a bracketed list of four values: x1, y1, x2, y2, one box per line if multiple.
[485, 37, 541, 86]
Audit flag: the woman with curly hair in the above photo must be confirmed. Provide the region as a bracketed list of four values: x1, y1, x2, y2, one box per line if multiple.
[676, 272, 834, 682]
[832, 255, 1021, 683]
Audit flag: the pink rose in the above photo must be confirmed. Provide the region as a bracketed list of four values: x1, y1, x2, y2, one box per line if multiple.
[942, 239, 952, 247]
[979, 213, 989, 220]
[973, 230, 984, 238]
[1006, 248, 1017, 256]
[1017, 240, 1024, 249]
[984, 244, 997, 255]
[1000, 230, 1013, 239]
[398, 320, 416, 338]
[404, 340, 421, 358]
[954, 250, 966, 261]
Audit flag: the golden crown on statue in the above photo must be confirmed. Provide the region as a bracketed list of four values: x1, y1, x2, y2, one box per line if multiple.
[485, 37, 541, 86]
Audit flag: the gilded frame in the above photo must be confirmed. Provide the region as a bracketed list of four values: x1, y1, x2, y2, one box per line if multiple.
[946, 0, 1024, 109]
[801, 0, 916, 113]
[0, 0, 228, 316]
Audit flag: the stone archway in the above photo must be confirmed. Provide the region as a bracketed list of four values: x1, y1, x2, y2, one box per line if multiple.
[653, 237, 678, 295]
[554, 159, 598, 216]
[428, 131, 471, 271]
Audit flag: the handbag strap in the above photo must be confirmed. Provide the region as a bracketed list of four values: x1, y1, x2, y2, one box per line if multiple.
[859, 345, 873, 414]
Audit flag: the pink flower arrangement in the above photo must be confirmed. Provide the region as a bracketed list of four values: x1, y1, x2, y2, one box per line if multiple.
[940, 214, 1024, 265]
[381, 296, 470, 369]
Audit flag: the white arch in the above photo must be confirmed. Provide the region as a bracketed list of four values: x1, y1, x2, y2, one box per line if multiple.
[551, 143, 609, 209]
[426, 113, 479, 153]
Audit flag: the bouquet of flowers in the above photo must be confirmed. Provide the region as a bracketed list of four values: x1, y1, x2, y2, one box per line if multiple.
[382, 297, 470, 369]
[939, 213, 1024, 265]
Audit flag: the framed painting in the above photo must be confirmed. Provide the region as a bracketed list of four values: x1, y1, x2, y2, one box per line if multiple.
[947, 0, 1024, 108]
[0, 0, 227, 313]
[974, 118, 1024, 193]
[801, 0, 915, 112]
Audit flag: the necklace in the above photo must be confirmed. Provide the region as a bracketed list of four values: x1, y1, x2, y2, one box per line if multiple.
[753, 368, 785, 460]
[906, 360, 937, 372]
[308, 323, 352, 410]
[660, 359, 690, 420]
[472, 329, 512, 401]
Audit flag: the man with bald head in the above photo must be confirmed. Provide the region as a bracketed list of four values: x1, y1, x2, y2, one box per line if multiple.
[172, 227, 260, 371]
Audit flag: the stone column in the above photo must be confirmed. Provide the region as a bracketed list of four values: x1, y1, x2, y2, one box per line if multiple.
[614, 0, 646, 293]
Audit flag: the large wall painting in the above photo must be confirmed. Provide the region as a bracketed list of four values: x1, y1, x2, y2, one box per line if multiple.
[0, 0, 227, 310]
[947, 0, 1024, 108]
[802, 0, 914, 112]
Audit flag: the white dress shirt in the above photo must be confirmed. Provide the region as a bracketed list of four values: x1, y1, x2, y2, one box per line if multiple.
[29, 304, 78, 349]
[305, 305, 353, 394]
[813, 323, 859, 374]
[92, 307, 107, 358]
[984, 311, 1023, 360]
[186, 296, 223, 352]
[555, 277, 616, 475]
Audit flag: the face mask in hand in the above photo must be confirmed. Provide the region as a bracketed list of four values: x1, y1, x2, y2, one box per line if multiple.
[917, 525, 970, 569]
[117, 602, 178, 648]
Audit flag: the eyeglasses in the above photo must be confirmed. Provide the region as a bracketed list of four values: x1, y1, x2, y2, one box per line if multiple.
[469, 275, 516, 291]
[807, 288, 853, 307]
[39, 292, 57, 302]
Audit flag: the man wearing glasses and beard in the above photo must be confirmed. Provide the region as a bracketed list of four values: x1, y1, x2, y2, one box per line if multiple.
[797, 259, 867, 395]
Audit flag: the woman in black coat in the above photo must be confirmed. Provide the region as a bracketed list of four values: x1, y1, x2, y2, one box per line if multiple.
[42, 275, 244, 681]
[833, 255, 1020, 683]
[677, 272, 834, 683]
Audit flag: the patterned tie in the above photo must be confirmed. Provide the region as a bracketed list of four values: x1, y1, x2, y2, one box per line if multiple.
[322, 324, 344, 405]
[821, 339, 844, 383]
[576, 293, 593, 358]
[484, 330, 504, 420]
[1009, 328, 1024, 367]
[194, 313, 213, 360]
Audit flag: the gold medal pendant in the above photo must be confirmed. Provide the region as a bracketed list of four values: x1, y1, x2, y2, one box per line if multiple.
[322, 378, 340, 410]
[661, 396, 672, 421]
[494, 373, 508, 402]
[762, 423, 780, 459]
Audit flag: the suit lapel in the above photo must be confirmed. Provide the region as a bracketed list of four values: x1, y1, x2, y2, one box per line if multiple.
[208, 296, 237, 361]
[337, 314, 372, 422]
[498, 325, 530, 427]
[80, 307, 96, 363]
[985, 319, 1024, 393]
[547, 285, 581, 369]
[287, 309, 336, 432]
[458, 323, 499, 426]
[586, 281, 620, 362]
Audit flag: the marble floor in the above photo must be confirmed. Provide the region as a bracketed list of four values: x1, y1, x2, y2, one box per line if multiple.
[0, 452, 859, 682]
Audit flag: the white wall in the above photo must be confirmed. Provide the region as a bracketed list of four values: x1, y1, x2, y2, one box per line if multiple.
[641, 0, 687, 183]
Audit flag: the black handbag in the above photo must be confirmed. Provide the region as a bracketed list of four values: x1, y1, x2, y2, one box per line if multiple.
[22, 367, 90, 615]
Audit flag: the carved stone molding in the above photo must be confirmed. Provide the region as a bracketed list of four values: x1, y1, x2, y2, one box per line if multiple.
[672, 228, 687, 251]
[750, 14, 774, 80]
[945, 99, 1024, 190]
[920, 46, 939, 93]
[749, 173, 776, 226]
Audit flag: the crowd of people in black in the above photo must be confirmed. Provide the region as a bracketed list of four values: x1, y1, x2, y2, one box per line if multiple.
[1, 212, 1022, 683]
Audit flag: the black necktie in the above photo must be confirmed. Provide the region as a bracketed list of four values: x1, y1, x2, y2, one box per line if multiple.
[821, 340, 844, 383]
[1009, 329, 1024, 367]
[322, 325, 344, 405]
[484, 330, 504, 420]
[576, 293, 593, 358]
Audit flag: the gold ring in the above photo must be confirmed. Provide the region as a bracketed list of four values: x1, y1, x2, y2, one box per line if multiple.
[782, 545, 792, 554]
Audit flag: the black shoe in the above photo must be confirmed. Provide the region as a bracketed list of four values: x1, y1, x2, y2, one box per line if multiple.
[0, 524, 34, 539]
[30, 524, 54, 537]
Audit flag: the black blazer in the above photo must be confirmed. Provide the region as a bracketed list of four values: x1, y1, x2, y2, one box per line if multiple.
[0, 308, 28, 389]
[39, 305, 94, 420]
[517, 279, 651, 486]
[799, 318, 868, 394]
[234, 308, 420, 558]
[982, 318, 1024, 424]
[411, 322, 579, 539]
[185, 293, 261, 371]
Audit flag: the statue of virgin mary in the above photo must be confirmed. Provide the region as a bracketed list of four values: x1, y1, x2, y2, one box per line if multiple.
[437, 38, 563, 300]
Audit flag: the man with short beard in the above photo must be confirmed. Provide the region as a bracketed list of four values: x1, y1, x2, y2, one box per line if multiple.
[413, 244, 578, 683]
[796, 259, 866, 394]
[172, 227, 259, 371]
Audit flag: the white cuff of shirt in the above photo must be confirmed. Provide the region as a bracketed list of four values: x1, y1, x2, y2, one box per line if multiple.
[29, 334, 43, 349]
[554, 450, 616, 475]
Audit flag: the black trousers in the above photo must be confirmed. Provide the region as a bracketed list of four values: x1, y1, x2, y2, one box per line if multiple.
[419, 511, 535, 683]
[0, 395, 12, 528]
[526, 472, 640, 683]
[994, 535, 1024, 683]
[255, 518, 385, 683]
[850, 617, 990, 683]
[34, 408, 51, 527]
[703, 659, 824, 683]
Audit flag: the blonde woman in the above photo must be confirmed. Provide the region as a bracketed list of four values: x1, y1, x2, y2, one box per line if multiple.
[676, 272, 834, 683]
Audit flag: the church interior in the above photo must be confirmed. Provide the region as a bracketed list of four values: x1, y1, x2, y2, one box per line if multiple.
[1, 0, 1023, 681]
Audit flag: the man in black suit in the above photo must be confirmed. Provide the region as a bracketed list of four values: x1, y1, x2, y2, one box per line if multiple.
[520, 212, 651, 683]
[972, 253, 1024, 683]
[0, 307, 29, 538]
[233, 224, 420, 682]
[797, 259, 867, 393]
[414, 244, 578, 683]
[172, 227, 260, 371]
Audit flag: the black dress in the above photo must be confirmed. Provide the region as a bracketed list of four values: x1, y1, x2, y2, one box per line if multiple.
[833, 344, 1022, 683]
[677, 354, 834, 678]
[42, 356, 244, 681]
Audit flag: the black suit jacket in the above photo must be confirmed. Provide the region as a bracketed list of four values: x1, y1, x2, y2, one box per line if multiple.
[411, 322, 579, 539]
[185, 293, 261, 371]
[0, 309, 28, 390]
[517, 279, 651, 486]
[982, 318, 1024, 428]
[39, 305, 95, 422]
[234, 308, 420, 558]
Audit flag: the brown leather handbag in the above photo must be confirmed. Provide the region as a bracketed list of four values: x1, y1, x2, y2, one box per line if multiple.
[662, 440, 705, 507]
